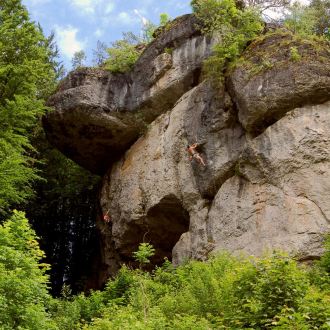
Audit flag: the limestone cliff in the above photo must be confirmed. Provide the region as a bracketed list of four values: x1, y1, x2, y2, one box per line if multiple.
[43, 16, 330, 288]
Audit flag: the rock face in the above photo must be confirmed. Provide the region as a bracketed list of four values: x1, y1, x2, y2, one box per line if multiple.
[44, 23, 330, 288]
[206, 102, 330, 261]
[43, 15, 213, 175]
[227, 33, 330, 134]
[96, 80, 246, 280]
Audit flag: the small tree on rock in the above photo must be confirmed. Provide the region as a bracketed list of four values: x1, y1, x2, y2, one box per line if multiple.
[71, 50, 87, 70]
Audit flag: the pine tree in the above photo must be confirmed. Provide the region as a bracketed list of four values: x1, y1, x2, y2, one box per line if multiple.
[0, 0, 56, 216]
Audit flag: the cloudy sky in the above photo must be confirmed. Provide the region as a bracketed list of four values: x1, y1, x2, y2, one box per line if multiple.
[22, 0, 192, 71]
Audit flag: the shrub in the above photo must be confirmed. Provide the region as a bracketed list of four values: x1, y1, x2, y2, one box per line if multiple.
[105, 40, 140, 74]
[48, 242, 330, 329]
[290, 46, 301, 60]
[194, 0, 263, 89]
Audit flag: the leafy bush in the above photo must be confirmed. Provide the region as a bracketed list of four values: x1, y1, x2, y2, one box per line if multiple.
[193, 0, 263, 88]
[105, 40, 140, 74]
[318, 234, 330, 273]
[77, 247, 330, 329]
[290, 46, 301, 60]
[4, 233, 330, 329]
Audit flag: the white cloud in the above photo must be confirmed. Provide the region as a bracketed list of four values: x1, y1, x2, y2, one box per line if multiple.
[68, 0, 109, 19]
[175, 1, 189, 10]
[118, 12, 130, 23]
[139, 0, 154, 5]
[55, 25, 87, 60]
[103, 11, 140, 27]
[105, 3, 115, 14]
[94, 29, 104, 37]
[72, 0, 91, 6]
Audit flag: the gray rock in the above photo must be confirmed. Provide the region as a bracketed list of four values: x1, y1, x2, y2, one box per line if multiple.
[96, 80, 246, 276]
[201, 102, 330, 261]
[227, 32, 330, 133]
[206, 176, 328, 260]
[43, 15, 213, 174]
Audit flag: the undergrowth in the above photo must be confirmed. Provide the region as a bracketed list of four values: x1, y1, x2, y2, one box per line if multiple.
[49, 243, 330, 329]
[3, 213, 330, 329]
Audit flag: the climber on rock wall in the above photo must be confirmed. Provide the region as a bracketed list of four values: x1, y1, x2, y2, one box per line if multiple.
[103, 210, 110, 222]
[187, 144, 206, 167]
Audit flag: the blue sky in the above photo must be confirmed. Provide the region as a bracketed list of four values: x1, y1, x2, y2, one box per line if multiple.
[22, 0, 192, 71]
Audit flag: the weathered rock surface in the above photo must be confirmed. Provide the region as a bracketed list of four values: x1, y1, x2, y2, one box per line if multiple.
[204, 102, 330, 260]
[227, 32, 330, 134]
[96, 91, 330, 281]
[96, 80, 246, 277]
[43, 15, 214, 174]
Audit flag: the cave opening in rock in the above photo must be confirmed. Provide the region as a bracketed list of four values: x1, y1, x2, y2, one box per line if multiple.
[144, 194, 190, 267]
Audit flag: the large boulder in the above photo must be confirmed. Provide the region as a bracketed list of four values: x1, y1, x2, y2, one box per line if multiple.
[227, 32, 330, 134]
[43, 15, 214, 174]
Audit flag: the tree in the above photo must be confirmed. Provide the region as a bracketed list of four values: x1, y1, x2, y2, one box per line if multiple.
[0, 211, 56, 329]
[92, 40, 108, 67]
[244, 0, 290, 13]
[191, 0, 290, 20]
[0, 0, 57, 217]
[142, 13, 172, 43]
[192, 0, 263, 89]
[310, 0, 330, 37]
[159, 13, 173, 26]
[105, 32, 140, 74]
[283, 1, 319, 37]
[24, 133, 100, 296]
[71, 50, 87, 70]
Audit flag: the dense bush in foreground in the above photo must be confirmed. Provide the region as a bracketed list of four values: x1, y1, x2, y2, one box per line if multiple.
[2, 212, 330, 329]
[48, 246, 330, 329]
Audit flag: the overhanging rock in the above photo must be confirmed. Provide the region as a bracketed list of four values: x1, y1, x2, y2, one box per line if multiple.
[43, 15, 213, 175]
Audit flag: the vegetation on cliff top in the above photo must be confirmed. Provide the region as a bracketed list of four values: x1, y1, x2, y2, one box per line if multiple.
[192, 0, 330, 89]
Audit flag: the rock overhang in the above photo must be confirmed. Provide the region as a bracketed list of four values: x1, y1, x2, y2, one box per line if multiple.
[43, 14, 213, 175]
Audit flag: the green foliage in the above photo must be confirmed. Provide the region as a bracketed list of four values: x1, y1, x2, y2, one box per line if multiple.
[133, 243, 155, 268]
[56, 247, 330, 329]
[195, 0, 263, 89]
[0, 0, 58, 215]
[3, 240, 329, 329]
[310, 0, 330, 38]
[71, 50, 87, 70]
[0, 211, 56, 329]
[24, 133, 100, 295]
[49, 284, 107, 330]
[105, 40, 139, 74]
[290, 46, 301, 60]
[318, 234, 330, 272]
[235, 162, 240, 175]
[142, 13, 173, 43]
[164, 47, 174, 54]
[134, 112, 151, 136]
[159, 13, 172, 26]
